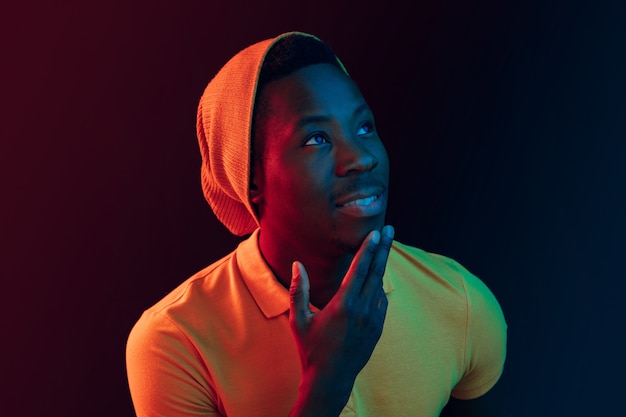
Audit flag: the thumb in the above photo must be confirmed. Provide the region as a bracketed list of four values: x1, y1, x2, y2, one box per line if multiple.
[289, 261, 313, 332]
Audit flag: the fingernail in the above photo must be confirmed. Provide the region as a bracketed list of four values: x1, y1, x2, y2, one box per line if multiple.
[385, 225, 395, 238]
[372, 230, 380, 244]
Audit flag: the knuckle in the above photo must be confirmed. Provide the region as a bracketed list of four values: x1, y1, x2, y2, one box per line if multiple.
[373, 264, 387, 277]
[340, 299, 367, 322]
[356, 262, 371, 278]
[341, 298, 357, 315]
[289, 287, 302, 298]
[380, 297, 389, 313]
[380, 238, 393, 252]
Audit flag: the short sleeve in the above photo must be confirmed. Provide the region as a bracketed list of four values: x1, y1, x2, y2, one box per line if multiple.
[125, 310, 221, 417]
[449, 265, 508, 400]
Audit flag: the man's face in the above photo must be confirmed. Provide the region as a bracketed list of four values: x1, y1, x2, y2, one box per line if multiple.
[252, 63, 389, 255]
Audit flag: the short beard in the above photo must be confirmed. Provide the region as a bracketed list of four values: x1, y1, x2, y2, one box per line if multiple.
[329, 235, 362, 254]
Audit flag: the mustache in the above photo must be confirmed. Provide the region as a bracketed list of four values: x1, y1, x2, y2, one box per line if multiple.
[329, 174, 388, 202]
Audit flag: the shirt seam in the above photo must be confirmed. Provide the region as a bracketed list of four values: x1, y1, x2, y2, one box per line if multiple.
[458, 270, 470, 376]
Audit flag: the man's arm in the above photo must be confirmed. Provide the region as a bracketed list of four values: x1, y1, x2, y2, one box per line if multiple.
[438, 254, 509, 417]
[440, 372, 511, 417]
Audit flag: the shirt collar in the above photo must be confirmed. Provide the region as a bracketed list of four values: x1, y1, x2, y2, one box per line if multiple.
[236, 229, 394, 319]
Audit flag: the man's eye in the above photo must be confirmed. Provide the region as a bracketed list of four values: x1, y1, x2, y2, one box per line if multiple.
[304, 134, 329, 146]
[357, 121, 375, 136]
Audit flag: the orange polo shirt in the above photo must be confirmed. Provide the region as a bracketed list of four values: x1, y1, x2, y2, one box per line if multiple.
[126, 229, 506, 416]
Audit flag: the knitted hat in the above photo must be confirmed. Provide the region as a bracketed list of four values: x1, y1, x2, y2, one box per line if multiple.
[196, 32, 345, 236]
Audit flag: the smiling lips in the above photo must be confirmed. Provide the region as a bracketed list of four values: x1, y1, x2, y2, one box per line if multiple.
[336, 191, 386, 217]
[341, 195, 379, 207]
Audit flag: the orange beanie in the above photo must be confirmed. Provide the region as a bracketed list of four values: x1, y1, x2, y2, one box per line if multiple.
[196, 32, 340, 236]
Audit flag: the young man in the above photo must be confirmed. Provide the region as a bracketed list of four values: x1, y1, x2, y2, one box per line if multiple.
[126, 32, 509, 416]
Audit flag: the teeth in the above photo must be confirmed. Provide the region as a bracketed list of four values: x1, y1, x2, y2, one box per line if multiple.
[343, 195, 377, 207]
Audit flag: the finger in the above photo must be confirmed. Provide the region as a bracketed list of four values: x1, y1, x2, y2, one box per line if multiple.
[377, 288, 388, 313]
[336, 229, 381, 301]
[373, 290, 388, 336]
[375, 286, 387, 309]
[289, 261, 313, 333]
[361, 225, 394, 303]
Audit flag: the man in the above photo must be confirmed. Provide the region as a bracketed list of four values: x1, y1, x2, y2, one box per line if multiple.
[126, 32, 509, 416]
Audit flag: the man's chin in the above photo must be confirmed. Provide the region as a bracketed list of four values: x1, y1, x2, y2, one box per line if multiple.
[331, 221, 386, 254]
[330, 237, 363, 254]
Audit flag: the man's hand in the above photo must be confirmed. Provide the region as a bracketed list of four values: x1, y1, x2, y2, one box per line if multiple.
[288, 225, 395, 417]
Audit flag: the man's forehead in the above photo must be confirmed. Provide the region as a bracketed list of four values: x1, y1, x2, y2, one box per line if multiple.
[295, 103, 372, 130]
[262, 64, 368, 122]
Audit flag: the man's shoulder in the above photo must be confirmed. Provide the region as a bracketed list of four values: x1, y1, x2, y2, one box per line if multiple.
[389, 240, 469, 275]
[388, 240, 486, 294]
[389, 240, 505, 320]
[146, 249, 239, 315]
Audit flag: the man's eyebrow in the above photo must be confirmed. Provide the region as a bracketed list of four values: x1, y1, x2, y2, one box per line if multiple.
[295, 103, 371, 129]
[353, 103, 371, 115]
[296, 114, 332, 129]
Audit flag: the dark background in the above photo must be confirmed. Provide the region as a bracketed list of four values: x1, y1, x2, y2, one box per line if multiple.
[2, 1, 625, 416]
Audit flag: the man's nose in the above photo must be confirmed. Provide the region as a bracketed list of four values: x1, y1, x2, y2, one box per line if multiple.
[334, 136, 378, 176]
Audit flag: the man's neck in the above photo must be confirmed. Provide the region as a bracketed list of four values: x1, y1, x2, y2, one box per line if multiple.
[257, 230, 354, 309]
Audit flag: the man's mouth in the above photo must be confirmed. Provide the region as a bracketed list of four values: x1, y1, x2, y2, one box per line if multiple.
[340, 194, 379, 207]
[335, 190, 386, 218]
